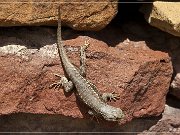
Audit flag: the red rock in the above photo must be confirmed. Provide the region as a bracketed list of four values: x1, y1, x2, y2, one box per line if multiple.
[0, 30, 173, 125]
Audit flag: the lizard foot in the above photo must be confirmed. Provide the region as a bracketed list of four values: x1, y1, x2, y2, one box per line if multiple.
[101, 91, 120, 102]
[49, 74, 63, 89]
[49, 81, 62, 89]
[50, 74, 74, 92]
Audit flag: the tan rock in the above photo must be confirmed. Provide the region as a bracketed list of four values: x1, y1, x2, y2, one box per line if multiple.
[140, 1, 180, 37]
[0, 0, 118, 30]
[0, 27, 173, 125]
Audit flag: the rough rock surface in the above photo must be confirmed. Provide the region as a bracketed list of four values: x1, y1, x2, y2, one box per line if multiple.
[122, 20, 180, 100]
[0, 0, 118, 30]
[140, 1, 180, 37]
[0, 26, 173, 125]
[140, 96, 180, 135]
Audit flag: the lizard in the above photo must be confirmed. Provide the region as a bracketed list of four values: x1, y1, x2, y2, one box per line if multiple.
[50, 6, 124, 122]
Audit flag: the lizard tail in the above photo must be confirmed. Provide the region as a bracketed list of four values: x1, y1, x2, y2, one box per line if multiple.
[57, 5, 64, 60]
[57, 6, 62, 43]
[56, 5, 70, 67]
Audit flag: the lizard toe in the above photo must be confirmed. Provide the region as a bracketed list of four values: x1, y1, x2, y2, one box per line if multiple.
[49, 81, 62, 89]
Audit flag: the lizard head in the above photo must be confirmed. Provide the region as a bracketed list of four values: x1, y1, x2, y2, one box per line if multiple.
[100, 105, 124, 121]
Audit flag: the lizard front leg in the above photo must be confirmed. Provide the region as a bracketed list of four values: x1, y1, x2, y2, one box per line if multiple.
[79, 38, 90, 77]
[50, 74, 74, 92]
[101, 91, 120, 102]
[87, 81, 120, 103]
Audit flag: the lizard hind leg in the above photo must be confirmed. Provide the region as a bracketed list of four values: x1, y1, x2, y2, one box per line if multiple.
[50, 74, 74, 92]
[79, 37, 90, 77]
[49, 74, 63, 89]
[61, 76, 74, 92]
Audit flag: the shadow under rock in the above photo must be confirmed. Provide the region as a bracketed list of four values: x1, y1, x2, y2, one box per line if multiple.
[0, 16, 172, 52]
[166, 94, 180, 109]
[0, 26, 57, 49]
[0, 113, 160, 133]
[0, 25, 128, 49]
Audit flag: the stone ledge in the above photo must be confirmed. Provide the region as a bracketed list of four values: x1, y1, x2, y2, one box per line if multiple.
[0, 0, 118, 31]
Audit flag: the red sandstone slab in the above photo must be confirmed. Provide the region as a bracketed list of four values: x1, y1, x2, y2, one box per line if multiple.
[0, 36, 173, 125]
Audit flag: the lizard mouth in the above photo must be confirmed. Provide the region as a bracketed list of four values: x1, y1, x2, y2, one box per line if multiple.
[105, 115, 123, 121]
[106, 118, 119, 121]
[103, 114, 122, 121]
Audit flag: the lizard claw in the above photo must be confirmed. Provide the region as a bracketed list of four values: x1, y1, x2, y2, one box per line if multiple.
[109, 91, 120, 102]
[84, 37, 90, 49]
[49, 80, 62, 89]
[49, 81, 62, 89]
[49, 74, 63, 89]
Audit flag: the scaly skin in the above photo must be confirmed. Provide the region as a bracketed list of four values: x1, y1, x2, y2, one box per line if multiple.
[52, 7, 124, 121]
